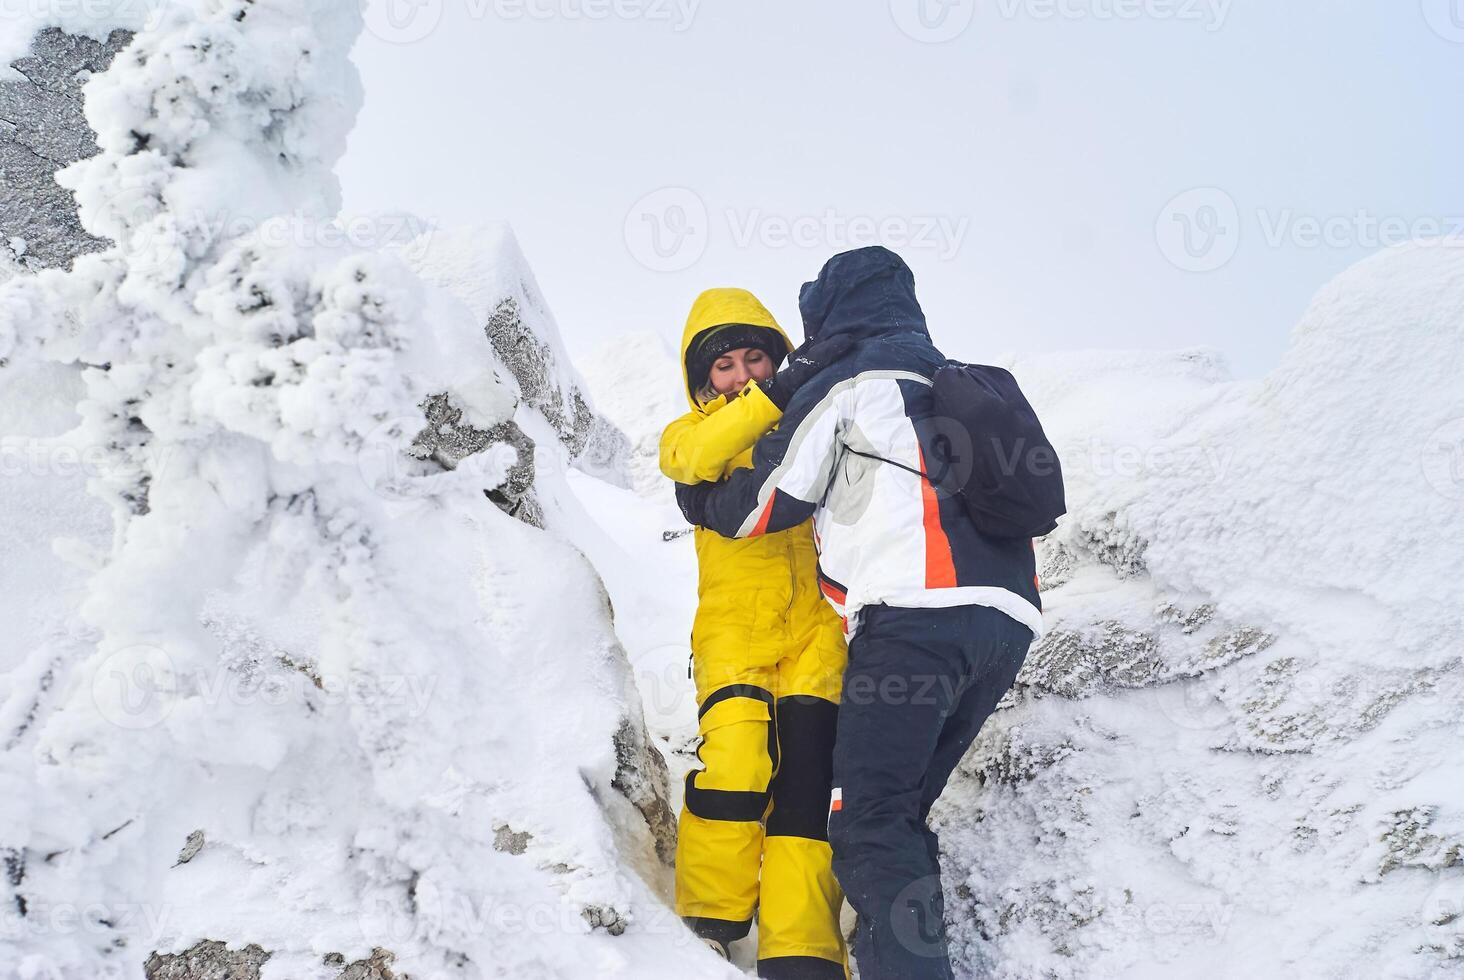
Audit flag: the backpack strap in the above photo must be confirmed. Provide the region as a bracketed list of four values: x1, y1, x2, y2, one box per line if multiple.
[844, 446, 929, 481]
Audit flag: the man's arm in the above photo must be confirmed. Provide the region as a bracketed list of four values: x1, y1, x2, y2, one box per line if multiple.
[677, 374, 849, 539]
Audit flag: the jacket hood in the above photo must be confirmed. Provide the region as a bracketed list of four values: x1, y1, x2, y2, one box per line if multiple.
[798, 246, 929, 344]
[679, 288, 793, 409]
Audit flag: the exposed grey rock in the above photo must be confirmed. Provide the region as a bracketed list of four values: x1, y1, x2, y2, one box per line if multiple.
[1018, 608, 1274, 703]
[969, 725, 1078, 787]
[1155, 601, 1216, 634]
[1235, 656, 1328, 752]
[484, 296, 632, 478]
[0, 27, 133, 271]
[175, 830, 205, 866]
[146, 942, 412, 980]
[410, 392, 542, 526]
[400, 267, 633, 527]
[1230, 655, 1462, 756]
[486, 297, 581, 450]
[144, 941, 271, 980]
[612, 715, 677, 866]
[1202, 626, 1272, 664]
[1022, 622, 1164, 699]
[577, 403, 635, 484]
[1035, 537, 1078, 591]
[1374, 807, 1463, 878]
[2, 847, 23, 917]
[964, 878, 1102, 957]
[401, 226, 635, 495]
[1072, 510, 1148, 578]
[492, 824, 533, 856]
[574, 328, 686, 499]
[581, 904, 628, 936]
[332, 947, 409, 979]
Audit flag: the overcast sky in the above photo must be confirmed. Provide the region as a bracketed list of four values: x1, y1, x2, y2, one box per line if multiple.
[339, 0, 1463, 378]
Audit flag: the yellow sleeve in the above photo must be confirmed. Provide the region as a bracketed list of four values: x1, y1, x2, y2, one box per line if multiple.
[658, 382, 784, 484]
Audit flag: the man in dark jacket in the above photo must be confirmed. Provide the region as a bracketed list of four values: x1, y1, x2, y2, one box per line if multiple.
[676, 246, 1042, 979]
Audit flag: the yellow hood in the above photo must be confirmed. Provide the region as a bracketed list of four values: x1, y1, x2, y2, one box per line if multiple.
[679, 288, 794, 410]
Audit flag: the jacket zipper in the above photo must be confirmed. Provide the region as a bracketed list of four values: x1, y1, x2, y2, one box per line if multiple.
[785, 540, 797, 616]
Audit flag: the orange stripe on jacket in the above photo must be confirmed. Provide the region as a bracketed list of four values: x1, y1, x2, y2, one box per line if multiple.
[819, 579, 847, 606]
[918, 447, 957, 589]
[749, 493, 777, 537]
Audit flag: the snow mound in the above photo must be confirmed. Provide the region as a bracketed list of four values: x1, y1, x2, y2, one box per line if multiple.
[939, 240, 1464, 979]
[0, 5, 706, 979]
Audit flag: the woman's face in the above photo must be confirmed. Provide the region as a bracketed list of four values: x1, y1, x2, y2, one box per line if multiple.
[707, 347, 775, 398]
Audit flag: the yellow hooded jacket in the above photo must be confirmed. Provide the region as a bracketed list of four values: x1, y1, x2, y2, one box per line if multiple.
[660, 289, 845, 697]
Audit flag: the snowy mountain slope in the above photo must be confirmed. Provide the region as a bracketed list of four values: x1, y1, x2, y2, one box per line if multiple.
[936, 241, 1464, 979]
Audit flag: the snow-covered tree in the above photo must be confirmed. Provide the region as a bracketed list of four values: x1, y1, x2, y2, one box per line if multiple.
[0, 5, 695, 978]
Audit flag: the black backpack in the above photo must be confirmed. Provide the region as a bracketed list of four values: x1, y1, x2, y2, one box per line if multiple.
[848, 362, 1066, 539]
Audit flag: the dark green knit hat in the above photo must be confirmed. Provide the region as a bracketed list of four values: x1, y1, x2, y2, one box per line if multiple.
[685, 322, 790, 395]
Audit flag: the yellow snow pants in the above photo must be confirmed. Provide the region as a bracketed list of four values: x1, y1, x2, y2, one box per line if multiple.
[675, 525, 850, 979]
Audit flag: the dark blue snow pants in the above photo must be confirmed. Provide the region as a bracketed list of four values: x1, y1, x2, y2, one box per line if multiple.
[828, 603, 1033, 980]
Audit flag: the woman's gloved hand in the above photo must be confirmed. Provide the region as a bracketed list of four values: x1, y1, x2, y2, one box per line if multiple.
[759, 334, 855, 410]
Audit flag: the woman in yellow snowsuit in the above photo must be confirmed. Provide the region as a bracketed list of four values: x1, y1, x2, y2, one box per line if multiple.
[662, 288, 849, 979]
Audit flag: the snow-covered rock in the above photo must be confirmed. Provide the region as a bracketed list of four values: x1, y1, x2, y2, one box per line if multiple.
[579, 329, 686, 501]
[937, 241, 1464, 979]
[0, 5, 696, 979]
[403, 224, 631, 490]
[397, 223, 634, 527]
